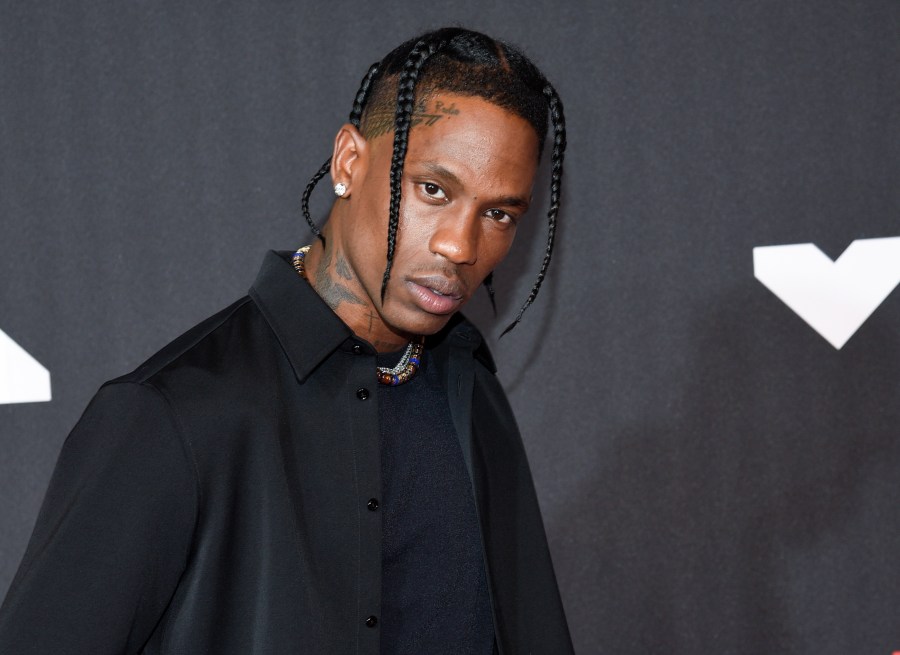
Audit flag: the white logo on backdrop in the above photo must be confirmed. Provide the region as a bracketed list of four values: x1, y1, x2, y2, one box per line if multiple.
[753, 236, 900, 349]
[0, 327, 51, 404]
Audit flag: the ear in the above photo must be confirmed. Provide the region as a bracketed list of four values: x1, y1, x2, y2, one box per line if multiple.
[330, 123, 369, 197]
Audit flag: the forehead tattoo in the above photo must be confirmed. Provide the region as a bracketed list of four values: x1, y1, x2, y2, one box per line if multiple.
[363, 99, 459, 140]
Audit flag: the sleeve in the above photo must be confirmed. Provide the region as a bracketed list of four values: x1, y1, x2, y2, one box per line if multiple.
[0, 381, 198, 654]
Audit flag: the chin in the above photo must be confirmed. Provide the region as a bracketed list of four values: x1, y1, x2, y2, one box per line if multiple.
[387, 307, 457, 338]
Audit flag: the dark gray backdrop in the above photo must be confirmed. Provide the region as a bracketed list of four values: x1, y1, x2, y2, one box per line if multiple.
[2, 2, 899, 653]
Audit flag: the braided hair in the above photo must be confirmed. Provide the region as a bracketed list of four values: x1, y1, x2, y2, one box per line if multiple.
[303, 27, 566, 333]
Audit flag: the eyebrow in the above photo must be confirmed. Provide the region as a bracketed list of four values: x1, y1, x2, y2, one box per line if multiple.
[417, 162, 532, 210]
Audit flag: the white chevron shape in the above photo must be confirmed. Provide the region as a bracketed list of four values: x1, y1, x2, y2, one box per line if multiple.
[0, 327, 51, 404]
[753, 236, 900, 350]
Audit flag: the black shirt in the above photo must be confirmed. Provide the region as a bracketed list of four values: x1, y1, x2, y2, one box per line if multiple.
[0, 250, 574, 654]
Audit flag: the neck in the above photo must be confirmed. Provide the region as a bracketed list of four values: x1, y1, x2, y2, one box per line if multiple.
[302, 235, 411, 353]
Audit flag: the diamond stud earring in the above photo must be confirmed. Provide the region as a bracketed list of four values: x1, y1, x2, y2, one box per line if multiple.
[334, 182, 347, 197]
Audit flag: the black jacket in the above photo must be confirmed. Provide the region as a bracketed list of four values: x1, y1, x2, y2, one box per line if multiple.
[0, 251, 573, 654]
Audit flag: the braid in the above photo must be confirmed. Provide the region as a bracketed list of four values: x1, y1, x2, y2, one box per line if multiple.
[381, 33, 456, 301]
[300, 158, 331, 245]
[301, 62, 381, 245]
[501, 81, 566, 336]
[350, 62, 381, 128]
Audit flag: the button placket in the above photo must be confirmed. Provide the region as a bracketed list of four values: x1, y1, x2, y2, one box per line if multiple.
[347, 355, 381, 649]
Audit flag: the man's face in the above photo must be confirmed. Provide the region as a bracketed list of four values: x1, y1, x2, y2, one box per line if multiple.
[337, 93, 540, 343]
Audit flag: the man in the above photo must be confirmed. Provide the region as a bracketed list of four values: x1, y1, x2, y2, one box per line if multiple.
[0, 27, 572, 654]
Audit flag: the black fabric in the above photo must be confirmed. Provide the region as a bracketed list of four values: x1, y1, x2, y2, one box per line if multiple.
[0, 250, 573, 654]
[378, 350, 494, 654]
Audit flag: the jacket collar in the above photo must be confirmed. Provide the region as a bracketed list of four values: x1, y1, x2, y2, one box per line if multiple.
[249, 250, 498, 381]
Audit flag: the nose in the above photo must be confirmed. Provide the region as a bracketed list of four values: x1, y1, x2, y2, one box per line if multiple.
[429, 213, 479, 266]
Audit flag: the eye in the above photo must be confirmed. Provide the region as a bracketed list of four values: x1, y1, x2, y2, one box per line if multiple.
[486, 208, 516, 224]
[421, 182, 447, 200]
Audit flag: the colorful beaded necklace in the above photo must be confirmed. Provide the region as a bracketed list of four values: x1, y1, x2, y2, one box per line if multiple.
[291, 245, 424, 386]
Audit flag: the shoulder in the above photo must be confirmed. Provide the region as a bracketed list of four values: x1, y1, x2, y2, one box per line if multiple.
[91, 294, 285, 455]
[112, 296, 259, 387]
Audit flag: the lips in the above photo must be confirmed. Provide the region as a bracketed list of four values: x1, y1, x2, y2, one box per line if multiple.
[405, 275, 466, 315]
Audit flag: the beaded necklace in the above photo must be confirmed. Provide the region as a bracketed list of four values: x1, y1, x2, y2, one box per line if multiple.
[291, 246, 424, 386]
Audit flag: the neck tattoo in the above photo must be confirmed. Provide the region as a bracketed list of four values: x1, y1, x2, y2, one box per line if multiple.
[292, 245, 424, 386]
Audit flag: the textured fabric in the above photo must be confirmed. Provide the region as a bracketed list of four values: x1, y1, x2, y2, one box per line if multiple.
[0, 250, 573, 654]
[378, 349, 494, 654]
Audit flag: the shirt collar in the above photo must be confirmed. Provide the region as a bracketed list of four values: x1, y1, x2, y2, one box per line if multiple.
[434, 312, 498, 374]
[249, 250, 353, 382]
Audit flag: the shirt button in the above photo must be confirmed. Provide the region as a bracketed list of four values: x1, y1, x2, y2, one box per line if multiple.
[356, 388, 370, 400]
[352, 344, 363, 354]
[365, 615, 378, 628]
[367, 498, 379, 511]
